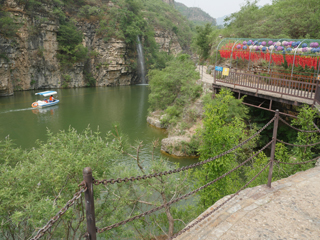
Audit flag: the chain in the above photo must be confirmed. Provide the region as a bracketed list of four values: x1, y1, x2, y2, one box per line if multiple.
[170, 162, 270, 239]
[279, 117, 320, 133]
[277, 139, 320, 147]
[96, 140, 273, 233]
[30, 183, 87, 240]
[275, 155, 320, 165]
[93, 117, 275, 186]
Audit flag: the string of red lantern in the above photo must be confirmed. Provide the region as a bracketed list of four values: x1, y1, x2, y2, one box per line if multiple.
[219, 49, 319, 69]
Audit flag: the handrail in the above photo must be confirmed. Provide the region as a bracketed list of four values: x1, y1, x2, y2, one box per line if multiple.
[29, 109, 320, 240]
[214, 69, 317, 101]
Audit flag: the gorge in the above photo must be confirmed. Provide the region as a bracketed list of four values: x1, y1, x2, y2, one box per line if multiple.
[0, 0, 188, 96]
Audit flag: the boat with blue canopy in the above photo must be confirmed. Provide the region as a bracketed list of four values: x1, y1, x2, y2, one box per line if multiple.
[31, 91, 59, 108]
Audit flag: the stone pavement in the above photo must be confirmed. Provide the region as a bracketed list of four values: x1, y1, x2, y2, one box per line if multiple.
[197, 65, 213, 87]
[175, 165, 320, 240]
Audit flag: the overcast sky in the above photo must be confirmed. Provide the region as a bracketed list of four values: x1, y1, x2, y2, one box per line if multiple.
[175, 0, 273, 19]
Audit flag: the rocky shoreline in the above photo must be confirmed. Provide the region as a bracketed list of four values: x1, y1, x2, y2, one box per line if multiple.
[147, 76, 212, 158]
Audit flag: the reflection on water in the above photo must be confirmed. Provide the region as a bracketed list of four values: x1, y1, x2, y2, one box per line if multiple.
[0, 86, 198, 166]
[31, 105, 59, 115]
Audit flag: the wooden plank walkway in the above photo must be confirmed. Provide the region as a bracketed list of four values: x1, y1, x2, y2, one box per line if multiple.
[197, 66, 315, 106]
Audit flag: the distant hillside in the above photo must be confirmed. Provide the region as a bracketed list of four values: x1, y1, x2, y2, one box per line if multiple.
[174, 2, 216, 26]
[216, 15, 230, 26]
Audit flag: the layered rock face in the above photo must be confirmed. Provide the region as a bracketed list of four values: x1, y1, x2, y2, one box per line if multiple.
[0, 1, 62, 96]
[0, 1, 135, 96]
[154, 29, 182, 55]
[0, 0, 182, 96]
[78, 21, 137, 87]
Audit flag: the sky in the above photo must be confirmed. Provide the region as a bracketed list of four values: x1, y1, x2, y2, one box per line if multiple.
[175, 0, 273, 19]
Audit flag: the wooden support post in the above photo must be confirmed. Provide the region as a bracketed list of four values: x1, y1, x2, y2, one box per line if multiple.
[83, 167, 97, 240]
[313, 79, 320, 106]
[267, 110, 279, 188]
[269, 99, 273, 110]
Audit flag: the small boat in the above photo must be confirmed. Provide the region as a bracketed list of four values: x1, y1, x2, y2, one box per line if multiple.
[31, 91, 59, 108]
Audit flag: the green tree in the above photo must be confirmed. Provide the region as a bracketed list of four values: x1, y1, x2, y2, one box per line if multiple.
[0, 127, 197, 239]
[194, 89, 258, 209]
[223, 0, 320, 39]
[194, 23, 213, 60]
[148, 54, 201, 127]
[0, 127, 122, 239]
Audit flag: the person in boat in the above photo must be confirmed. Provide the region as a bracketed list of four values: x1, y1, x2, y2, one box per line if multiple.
[49, 95, 54, 102]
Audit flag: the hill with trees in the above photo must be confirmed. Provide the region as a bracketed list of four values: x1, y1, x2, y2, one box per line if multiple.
[191, 0, 320, 65]
[174, 1, 216, 26]
[223, 0, 320, 39]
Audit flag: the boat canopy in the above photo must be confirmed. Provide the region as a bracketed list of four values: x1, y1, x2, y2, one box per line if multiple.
[35, 91, 57, 97]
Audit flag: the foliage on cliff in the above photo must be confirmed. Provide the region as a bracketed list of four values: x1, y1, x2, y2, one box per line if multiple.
[0, 10, 22, 38]
[148, 54, 202, 127]
[0, 0, 195, 74]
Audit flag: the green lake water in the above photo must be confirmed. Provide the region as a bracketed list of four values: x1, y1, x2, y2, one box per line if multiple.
[0, 86, 198, 166]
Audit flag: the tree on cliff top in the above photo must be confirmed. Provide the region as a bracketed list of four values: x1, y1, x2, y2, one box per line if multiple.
[193, 23, 214, 61]
[223, 0, 320, 39]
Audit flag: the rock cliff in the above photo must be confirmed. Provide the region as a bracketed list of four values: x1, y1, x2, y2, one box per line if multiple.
[154, 28, 182, 55]
[0, 0, 182, 96]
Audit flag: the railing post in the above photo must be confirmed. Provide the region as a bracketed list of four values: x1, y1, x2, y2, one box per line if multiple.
[267, 109, 279, 188]
[202, 65, 204, 80]
[313, 79, 320, 106]
[83, 167, 97, 240]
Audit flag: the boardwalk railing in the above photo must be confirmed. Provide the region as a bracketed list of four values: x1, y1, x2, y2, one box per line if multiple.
[214, 69, 320, 105]
[30, 110, 320, 240]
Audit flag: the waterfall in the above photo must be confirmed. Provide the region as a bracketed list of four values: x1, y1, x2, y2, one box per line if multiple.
[137, 36, 146, 84]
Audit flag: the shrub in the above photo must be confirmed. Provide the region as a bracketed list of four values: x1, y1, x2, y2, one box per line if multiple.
[0, 11, 22, 38]
[148, 54, 201, 111]
[57, 21, 83, 49]
[78, 5, 101, 19]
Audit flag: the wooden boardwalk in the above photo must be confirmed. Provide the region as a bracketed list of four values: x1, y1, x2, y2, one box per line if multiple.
[197, 66, 317, 106]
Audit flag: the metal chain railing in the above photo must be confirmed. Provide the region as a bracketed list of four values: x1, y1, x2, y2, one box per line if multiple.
[170, 162, 271, 239]
[93, 117, 276, 186]
[279, 117, 320, 133]
[30, 183, 87, 240]
[95, 140, 273, 233]
[27, 109, 320, 240]
[275, 155, 320, 165]
[276, 139, 320, 147]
